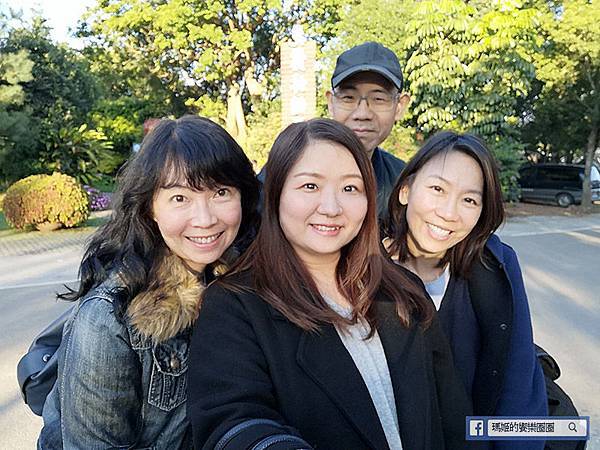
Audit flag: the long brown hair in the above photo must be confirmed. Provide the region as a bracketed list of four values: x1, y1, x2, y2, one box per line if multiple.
[386, 131, 504, 278]
[222, 118, 433, 332]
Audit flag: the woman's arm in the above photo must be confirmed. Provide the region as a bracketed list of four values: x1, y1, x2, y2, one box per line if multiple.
[58, 297, 142, 449]
[187, 284, 312, 450]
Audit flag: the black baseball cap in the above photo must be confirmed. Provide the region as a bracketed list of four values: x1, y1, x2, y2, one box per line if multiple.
[331, 42, 403, 91]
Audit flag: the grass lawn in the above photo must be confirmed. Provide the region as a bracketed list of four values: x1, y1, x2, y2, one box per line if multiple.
[91, 176, 117, 193]
[0, 210, 110, 238]
[0, 211, 9, 231]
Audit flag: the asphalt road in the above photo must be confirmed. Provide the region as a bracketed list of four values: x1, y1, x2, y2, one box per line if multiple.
[499, 222, 600, 448]
[0, 283, 73, 449]
[0, 214, 598, 449]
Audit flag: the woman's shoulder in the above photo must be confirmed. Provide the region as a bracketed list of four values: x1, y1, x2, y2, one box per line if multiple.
[69, 280, 129, 339]
[203, 271, 264, 312]
[485, 234, 520, 268]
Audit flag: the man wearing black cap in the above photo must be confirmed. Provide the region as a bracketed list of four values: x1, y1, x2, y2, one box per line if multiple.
[327, 41, 410, 221]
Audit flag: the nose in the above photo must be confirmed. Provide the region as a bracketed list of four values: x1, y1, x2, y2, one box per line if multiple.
[351, 97, 374, 120]
[434, 198, 459, 222]
[317, 188, 343, 217]
[190, 198, 218, 228]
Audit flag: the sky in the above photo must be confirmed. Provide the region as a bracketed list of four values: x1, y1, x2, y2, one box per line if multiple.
[9, 0, 97, 48]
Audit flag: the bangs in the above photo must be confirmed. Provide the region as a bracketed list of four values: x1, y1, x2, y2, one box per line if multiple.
[157, 141, 241, 191]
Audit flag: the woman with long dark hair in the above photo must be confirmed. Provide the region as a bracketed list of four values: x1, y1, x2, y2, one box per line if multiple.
[386, 131, 547, 450]
[39, 115, 259, 449]
[187, 118, 472, 450]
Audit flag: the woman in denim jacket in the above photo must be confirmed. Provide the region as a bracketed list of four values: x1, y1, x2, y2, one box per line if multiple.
[39, 116, 259, 449]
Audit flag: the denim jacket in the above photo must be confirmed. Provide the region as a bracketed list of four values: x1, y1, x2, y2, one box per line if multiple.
[39, 255, 203, 449]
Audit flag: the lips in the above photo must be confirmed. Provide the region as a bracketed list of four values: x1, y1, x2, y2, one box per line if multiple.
[186, 231, 223, 244]
[312, 224, 342, 232]
[352, 128, 374, 135]
[310, 224, 343, 236]
[427, 223, 452, 239]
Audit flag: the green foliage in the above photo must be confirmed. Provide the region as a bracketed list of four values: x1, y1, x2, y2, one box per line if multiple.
[402, 0, 539, 139]
[527, 0, 600, 161]
[83, 0, 344, 136]
[89, 96, 163, 157]
[0, 48, 33, 104]
[39, 123, 123, 185]
[488, 136, 524, 202]
[381, 125, 420, 162]
[0, 211, 8, 231]
[4, 17, 99, 121]
[0, 16, 36, 180]
[3, 172, 90, 230]
[245, 100, 283, 170]
[0, 16, 106, 184]
[335, 0, 541, 197]
[0, 191, 5, 212]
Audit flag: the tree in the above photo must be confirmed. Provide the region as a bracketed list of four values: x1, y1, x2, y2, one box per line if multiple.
[0, 9, 35, 186]
[1, 15, 116, 184]
[81, 0, 343, 145]
[532, 0, 600, 209]
[335, 0, 542, 197]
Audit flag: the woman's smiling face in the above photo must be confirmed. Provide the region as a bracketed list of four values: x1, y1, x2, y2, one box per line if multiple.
[152, 180, 242, 273]
[399, 151, 484, 260]
[278, 139, 368, 267]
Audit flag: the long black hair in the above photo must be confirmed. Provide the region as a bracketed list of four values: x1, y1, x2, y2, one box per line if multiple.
[386, 131, 504, 278]
[60, 115, 259, 307]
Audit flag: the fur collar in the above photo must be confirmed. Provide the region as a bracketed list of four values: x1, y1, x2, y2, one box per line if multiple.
[126, 254, 203, 343]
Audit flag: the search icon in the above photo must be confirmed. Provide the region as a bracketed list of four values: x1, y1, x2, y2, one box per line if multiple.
[568, 422, 577, 432]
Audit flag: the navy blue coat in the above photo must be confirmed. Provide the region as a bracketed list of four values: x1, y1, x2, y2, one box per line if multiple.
[466, 235, 548, 450]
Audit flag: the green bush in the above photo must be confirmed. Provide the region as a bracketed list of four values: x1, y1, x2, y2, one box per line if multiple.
[0, 192, 5, 213]
[39, 123, 123, 185]
[3, 172, 90, 230]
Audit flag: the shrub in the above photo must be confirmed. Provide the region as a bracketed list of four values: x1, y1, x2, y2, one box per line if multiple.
[3, 172, 90, 230]
[39, 123, 124, 185]
[84, 185, 111, 211]
[0, 192, 5, 213]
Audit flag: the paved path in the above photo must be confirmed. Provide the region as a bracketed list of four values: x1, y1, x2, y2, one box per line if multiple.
[498, 213, 600, 237]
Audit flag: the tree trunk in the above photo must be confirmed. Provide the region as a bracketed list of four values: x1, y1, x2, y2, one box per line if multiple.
[225, 84, 247, 148]
[581, 123, 598, 212]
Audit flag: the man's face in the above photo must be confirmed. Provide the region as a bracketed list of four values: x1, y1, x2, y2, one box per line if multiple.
[327, 72, 409, 157]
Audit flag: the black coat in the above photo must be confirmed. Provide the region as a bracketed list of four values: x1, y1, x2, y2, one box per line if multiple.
[187, 271, 475, 450]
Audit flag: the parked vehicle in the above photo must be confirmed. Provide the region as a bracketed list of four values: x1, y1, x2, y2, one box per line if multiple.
[518, 163, 600, 207]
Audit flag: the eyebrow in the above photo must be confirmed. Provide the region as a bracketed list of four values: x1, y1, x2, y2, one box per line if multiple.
[336, 85, 392, 94]
[160, 183, 203, 191]
[427, 174, 483, 196]
[293, 172, 363, 180]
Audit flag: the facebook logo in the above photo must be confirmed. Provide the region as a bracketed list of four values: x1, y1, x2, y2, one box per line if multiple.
[469, 420, 485, 437]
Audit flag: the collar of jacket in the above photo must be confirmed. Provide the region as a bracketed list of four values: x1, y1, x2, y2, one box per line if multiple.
[484, 233, 505, 264]
[126, 254, 204, 343]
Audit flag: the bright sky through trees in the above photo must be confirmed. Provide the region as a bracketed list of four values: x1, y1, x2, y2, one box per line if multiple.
[9, 0, 95, 47]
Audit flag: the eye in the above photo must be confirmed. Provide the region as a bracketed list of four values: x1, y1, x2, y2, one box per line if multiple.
[170, 194, 186, 203]
[214, 187, 230, 198]
[372, 95, 389, 103]
[301, 183, 318, 190]
[464, 197, 479, 206]
[343, 185, 360, 193]
[430, 185, 444, 193]
[337, 91, 357, 102]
